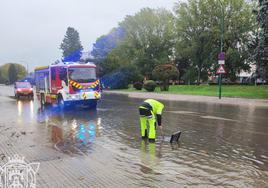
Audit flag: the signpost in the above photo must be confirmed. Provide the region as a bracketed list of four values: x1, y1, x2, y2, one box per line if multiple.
[217, 52, 226, 99]
[217, 0, 225, 100]
[216, 65, 226, 74]
[216, 52, 226, 99]
[218, 52, 225, 65]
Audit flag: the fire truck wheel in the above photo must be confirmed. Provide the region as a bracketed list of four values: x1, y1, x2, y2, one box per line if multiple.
[57, 95, 65, 109]
[40, 94, 45, 107]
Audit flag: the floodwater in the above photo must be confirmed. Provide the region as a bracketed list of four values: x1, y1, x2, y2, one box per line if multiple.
[0, 85, 268, 187]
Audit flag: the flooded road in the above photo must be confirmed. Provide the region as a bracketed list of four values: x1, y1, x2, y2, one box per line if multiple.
[0, 85, 268, 187]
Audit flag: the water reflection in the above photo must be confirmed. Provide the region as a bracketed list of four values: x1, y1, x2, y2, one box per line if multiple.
[16, 100, 35, 123]
[6, 91, 268, 187]
[17, 100, 22, 116]
[99, 94, 268, 187]
[37, 107, 102, 155]
[139, 140, 165, 175]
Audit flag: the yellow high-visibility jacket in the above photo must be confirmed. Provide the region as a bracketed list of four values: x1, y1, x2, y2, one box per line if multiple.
[139, 99, 164, 126]
[144, 99, 164, 115]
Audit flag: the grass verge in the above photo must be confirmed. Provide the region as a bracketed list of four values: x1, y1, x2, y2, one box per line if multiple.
[118, 85, 268, 99]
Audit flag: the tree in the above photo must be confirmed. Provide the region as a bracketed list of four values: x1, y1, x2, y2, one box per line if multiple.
[100, 45, 130, 75]
[60, 27, 83, 61]
[222, 0, 257, 81]
[174, 0, 257, 83]
[0, 63, 26, 83]
[117, 8, 175, 77]
[175, 0, 217, 84]
[174, 57, 190, 84]
[8, 64, 18, 84]
[152, 64, 179, 91]
[253, 0, 268, 82]
[101, 65, 140, 89]
[91, 27, 125, 62]
[0, 69, 3, 83]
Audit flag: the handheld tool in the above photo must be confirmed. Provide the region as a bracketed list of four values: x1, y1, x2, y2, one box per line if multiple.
[170, 131, 181, 143]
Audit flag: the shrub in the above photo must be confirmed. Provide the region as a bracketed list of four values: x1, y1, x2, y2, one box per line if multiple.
[143, 80, 156, 92]
[132, 73, 144, 83]
[152, 64, 179, 91]
[133, 82, 143, 90]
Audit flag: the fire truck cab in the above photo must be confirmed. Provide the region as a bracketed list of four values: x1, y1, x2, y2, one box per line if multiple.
[35, 61, 101, 108]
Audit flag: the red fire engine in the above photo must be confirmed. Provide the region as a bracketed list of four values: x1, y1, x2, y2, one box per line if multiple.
[34, 61, 101, 108]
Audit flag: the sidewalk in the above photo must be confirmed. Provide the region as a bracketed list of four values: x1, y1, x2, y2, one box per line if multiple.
[104, 90, 268, 107]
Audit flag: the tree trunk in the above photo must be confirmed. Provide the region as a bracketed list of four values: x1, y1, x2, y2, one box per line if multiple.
[160, 80, 169, 91]
[178, 75, 181, 85]
[197, 68, 201, 85]
[163, 80, 169, 91]
[160, 84, 164, 91]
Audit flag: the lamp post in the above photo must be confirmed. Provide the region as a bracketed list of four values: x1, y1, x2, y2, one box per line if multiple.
[218, 0, 224, 99]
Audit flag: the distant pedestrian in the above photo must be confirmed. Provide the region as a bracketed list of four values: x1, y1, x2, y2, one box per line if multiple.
[138, 99, 164, 142]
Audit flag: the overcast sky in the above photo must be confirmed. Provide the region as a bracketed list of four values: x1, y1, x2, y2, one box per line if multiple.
[0, 0, 177, 71]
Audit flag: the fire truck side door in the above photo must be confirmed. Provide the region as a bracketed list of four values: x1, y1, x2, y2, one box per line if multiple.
[59, 67, 68, 86]
[50, 67, 62, 94]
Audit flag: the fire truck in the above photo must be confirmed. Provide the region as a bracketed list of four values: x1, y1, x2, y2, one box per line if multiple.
[35, 61, 101, 108]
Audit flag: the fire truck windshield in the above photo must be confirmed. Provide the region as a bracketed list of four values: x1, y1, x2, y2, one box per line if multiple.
[15, 82, 32, 88]
[68, 67, 96, 83]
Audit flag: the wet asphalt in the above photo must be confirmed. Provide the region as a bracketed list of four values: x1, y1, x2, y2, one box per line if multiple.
[0, 85, 268, 188]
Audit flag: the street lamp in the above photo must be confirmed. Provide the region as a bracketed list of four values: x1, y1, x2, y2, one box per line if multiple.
[218, 0, 224, 99]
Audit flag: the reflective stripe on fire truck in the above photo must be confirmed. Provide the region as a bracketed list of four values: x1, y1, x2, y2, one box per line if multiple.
[88, 80, 100, 89]
[82, 92, 87, 100]
[69, 79, 100, 90]
[69, 80, 82, 89]
[94, 92, 100, 99]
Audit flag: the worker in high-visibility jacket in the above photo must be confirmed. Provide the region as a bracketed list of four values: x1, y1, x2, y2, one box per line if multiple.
[138, 99, 164, 142]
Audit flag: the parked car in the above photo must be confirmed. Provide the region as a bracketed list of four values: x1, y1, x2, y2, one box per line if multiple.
[14, 81, 34, 99]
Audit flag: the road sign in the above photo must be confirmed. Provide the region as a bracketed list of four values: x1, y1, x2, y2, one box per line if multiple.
[218, 60, 225, 65]
[216, 65, 226, 74]
[218, 52, 225, 60]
